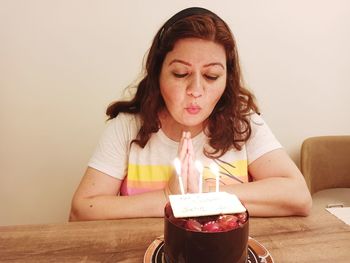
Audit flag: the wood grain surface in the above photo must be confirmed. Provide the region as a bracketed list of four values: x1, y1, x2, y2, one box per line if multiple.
[1, 206, 349, 262]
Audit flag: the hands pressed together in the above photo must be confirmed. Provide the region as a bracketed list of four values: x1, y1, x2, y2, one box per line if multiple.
[166, 132, 209, 197]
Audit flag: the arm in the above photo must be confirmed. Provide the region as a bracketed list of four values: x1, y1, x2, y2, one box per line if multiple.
[69, 167, 168, 221]
[219, 148, 312, 217]
[167, 131, 311, 217]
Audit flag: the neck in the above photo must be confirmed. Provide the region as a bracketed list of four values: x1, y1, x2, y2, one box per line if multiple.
[159, 110, 204, 142]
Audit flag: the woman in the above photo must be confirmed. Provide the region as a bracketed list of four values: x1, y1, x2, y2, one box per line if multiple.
[69, 7, 312, 221]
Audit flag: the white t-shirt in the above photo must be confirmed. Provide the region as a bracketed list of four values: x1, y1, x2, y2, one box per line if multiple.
[88, 113, 282, 195]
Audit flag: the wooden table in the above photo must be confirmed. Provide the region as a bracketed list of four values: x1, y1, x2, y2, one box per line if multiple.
[1, 205, 349, 263]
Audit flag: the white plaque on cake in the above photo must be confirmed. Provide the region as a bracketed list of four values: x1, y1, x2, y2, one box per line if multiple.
[169, 192, 246, 218]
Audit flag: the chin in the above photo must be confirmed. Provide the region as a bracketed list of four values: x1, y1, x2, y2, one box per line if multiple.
[180, 120, 204, 130]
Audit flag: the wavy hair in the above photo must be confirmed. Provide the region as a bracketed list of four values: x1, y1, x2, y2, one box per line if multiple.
[106, 7, 259, 157]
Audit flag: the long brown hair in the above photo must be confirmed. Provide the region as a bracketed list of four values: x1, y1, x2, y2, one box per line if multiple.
[106, 7, 259, 157]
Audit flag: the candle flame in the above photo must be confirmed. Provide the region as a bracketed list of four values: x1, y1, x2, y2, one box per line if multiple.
[194, 160, 203, 173]
[209, 162, 219, 175]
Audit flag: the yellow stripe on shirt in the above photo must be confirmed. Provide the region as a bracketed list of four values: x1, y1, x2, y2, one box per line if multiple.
[127, 164, 172, 181]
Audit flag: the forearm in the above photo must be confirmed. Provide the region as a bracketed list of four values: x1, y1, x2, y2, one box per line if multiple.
[69, 189, 168, 221]
[219, 177, 312, 217]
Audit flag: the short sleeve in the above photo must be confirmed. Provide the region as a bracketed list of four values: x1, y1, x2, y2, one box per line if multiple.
[87, 113, 139, 180]
[246, 114, 282, 164]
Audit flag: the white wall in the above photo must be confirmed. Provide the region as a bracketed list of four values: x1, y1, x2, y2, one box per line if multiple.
[1, 0, 349, 226]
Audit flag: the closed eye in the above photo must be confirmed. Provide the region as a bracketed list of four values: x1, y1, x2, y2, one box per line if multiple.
[204, 75, 219, 81]
[173, 72, 188, 78]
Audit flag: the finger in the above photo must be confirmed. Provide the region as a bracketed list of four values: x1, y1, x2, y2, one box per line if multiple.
[179, 137, 188, 161]
[181, 152, 190, 189]
[177, 132, 184, 156]
[182, 152, 189, 176]
[187, 134, 194, 156]
[187, 153, 199, 193]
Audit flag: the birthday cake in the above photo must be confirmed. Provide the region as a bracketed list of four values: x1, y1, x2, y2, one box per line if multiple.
[164, 192, 249, 263]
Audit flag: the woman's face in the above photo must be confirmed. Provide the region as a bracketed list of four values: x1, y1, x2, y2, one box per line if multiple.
[159, 38, 227, 133]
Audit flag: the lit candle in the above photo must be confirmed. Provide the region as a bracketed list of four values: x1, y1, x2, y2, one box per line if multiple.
[209, 162, 220, 192]
[194, 160, 203, 193]
[173, 158, 185, 195]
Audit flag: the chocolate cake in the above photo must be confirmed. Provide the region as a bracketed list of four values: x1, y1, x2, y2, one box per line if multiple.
[164, 201, 249, 263]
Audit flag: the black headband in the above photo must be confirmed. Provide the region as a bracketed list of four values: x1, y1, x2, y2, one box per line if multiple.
[163, 7, 220, 30]
[159, 7, 223, 42]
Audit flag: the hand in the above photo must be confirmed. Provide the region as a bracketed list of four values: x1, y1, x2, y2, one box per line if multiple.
[166, 132, 189, 194]
[180, 132, 210, 193]
[183, 132, 199, 193]
[167, 131, 199, 194]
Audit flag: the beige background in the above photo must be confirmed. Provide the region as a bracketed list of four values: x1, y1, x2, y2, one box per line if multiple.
[1, 0, 349, 226]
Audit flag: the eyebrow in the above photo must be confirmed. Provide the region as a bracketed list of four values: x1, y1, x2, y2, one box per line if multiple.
[168, 59, 225, 69]
[204, 62, 225, 69]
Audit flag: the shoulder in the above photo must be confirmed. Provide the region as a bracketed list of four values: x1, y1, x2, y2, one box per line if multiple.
[246, 113, 282, 163]
[247, 113, 273, 137]
[108, 113, 141, 132]
[248, 113, 266, 128]
[100, 113, 141, 144]
[109, 112, 141, 125]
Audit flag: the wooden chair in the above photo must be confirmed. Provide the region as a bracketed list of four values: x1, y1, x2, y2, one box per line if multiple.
[300, 136, 350, 208]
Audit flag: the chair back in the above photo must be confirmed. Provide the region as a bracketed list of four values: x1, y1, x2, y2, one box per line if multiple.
[300, 136, 350, 195]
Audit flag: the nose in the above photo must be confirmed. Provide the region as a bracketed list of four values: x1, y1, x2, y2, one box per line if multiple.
[187, 73, 203, 98]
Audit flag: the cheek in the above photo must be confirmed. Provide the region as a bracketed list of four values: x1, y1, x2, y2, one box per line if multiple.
[160, 85, 181, 108]
[207, 84, 226, 105]
[160, 80, 185, 106]
[161, 91, 173, 105]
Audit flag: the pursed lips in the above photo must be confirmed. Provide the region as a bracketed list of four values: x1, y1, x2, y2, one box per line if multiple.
[185, 104, 201, 114]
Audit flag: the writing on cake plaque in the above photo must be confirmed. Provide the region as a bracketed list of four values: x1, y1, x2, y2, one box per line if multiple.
[169, 192, 246, 218]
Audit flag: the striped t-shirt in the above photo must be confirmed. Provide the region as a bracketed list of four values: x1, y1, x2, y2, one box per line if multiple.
[88, 113, 282, 196]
